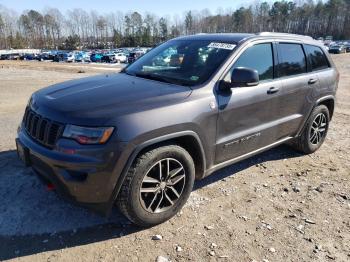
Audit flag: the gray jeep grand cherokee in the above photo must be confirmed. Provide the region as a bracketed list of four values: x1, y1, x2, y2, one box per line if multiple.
[16, 33, 338, 226]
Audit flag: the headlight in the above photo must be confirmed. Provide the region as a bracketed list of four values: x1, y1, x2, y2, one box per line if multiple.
[63, 125, 114, 145]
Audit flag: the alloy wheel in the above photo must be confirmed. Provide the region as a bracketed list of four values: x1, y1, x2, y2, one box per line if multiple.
[139, 158, 186, 213]
[309, 113, 327, 145]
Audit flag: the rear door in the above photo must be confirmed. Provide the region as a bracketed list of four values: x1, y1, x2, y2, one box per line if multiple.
[276, 42, 317, 138]
[215, 42, 284, 164]
[304, 44, 335, 93]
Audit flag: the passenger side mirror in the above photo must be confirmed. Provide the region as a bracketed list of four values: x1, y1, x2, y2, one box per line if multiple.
[230, 67, 259, 87]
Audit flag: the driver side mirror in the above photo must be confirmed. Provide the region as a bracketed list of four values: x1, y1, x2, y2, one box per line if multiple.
[219, 67, 259, 90]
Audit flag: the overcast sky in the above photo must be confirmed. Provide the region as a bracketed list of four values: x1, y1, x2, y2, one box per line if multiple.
[0, 0, 252, 15]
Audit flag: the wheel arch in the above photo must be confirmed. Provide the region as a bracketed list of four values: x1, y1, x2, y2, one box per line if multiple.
[109, 131, 206, 210]
[316, 96, 335, 120]
[297, 95, 335, 137]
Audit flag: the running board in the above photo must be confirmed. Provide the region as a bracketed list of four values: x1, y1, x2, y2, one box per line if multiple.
[204, 136, 294, 177]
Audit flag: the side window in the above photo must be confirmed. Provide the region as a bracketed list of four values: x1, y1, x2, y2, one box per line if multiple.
[225, 43, 274, 82]
[277, 43, 306, 77]
[305, 45, 329, 71]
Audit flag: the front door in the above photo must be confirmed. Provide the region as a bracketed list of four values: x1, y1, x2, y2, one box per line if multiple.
[215, 42, 283, 164]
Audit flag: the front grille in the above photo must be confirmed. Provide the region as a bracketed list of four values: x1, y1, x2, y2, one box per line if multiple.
[23, 107, 64, 148]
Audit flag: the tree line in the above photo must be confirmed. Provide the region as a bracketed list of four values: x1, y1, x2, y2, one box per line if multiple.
[0, 0, 349, 50]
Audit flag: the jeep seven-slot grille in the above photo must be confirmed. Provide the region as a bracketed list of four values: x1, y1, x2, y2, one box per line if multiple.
[23, 107, 64, 148]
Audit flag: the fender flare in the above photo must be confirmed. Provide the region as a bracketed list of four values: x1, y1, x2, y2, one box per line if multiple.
[106, 130, 206, 214]
[297, 95, 335, 136]
[316, 95, 335, 107]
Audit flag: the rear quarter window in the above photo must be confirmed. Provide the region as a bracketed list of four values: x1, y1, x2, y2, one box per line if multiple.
[277, 43, 306, 77]
[305, 44, 329, 71]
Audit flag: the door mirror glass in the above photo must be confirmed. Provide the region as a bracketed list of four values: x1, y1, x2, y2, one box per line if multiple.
[230, 67, 259, 87]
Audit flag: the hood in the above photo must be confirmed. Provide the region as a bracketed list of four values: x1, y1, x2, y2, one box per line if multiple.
[32, 72, 192, 125]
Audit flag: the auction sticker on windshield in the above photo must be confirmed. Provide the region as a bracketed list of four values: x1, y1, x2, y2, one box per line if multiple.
[208, 42, 236, 50]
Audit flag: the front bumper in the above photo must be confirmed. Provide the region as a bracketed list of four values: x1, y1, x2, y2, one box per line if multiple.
[17, 128, 131, 215]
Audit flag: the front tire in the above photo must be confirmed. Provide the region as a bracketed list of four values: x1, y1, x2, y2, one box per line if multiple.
[292, 105, 330, 154]
[117, 145, 195, 227]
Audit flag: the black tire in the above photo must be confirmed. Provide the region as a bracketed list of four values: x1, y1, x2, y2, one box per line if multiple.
[292, 105, 330, 154]
[117, 145, 195, 227]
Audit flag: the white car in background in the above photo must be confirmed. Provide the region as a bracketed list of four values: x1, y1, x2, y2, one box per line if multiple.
[114, 53, 127, 63]
[66, 52, 75, 63]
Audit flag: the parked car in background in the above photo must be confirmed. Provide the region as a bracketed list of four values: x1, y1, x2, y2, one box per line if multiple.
[101, 53, 116, 63]
[90, 53, 103, 62]
[53, 52, 66, 62]
[0, 54, 9, 60]
[344, 44, 350, 53]
[64, 52, 75, 63]
[20, 53, 36, 60]
[324, 35, 333, 46]
[128, 51, 144, 63]
[39, 51, 55, 61]
[4, 53, 21, 60]
[115, 53, 127, 63]
[328, 45, 346, 54]
[35, 54, 44, 61]
[74, 52, 84, 62]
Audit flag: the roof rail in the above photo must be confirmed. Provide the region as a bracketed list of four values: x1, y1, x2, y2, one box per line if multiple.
[256, 32, 313, 40]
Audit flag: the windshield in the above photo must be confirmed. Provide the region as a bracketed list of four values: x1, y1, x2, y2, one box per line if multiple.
[124, 40, 236, 86]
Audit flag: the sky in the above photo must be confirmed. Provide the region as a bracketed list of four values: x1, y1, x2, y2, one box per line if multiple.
[0, 0, 249, 15]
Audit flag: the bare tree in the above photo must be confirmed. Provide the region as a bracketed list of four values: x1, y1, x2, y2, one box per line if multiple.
[1, 0, 350, 49]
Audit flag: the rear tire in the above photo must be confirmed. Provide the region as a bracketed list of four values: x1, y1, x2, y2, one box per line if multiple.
[292, 105, 330, 154]
[117, 145, 195, 227]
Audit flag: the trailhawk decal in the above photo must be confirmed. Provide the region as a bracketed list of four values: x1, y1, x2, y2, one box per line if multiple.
[208, 42, 236, 50]
[224, 132, 261, 148]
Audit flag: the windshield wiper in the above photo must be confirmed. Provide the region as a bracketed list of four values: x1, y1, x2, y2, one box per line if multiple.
[133, 72, 191, 86]
[134, 72, 176, 84]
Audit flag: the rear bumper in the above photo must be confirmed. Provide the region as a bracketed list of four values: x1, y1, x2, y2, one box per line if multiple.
[17, 128, 132, 215]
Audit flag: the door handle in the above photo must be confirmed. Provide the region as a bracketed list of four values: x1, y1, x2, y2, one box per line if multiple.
[308, 78, 318, 85]
[267, 87, 279, 94]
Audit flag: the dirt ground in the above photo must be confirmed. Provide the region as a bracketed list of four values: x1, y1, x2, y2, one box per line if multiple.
[0, 56, 349, 262]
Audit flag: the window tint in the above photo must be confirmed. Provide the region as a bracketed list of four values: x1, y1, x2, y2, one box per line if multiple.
[278, 43, 306, 77]
[227, 43, 274, 82]
[305, 45, 329, 71]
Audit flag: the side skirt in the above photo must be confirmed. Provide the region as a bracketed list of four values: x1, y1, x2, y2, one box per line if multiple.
[203, 136, 294, 177]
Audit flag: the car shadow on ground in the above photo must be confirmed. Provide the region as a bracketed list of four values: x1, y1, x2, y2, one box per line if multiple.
[0, 145, 302, 260]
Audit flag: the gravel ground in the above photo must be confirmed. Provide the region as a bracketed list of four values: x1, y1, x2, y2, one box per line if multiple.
[0, 56, 349, 262]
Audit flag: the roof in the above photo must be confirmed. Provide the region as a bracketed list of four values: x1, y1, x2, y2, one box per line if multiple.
[174, 33, 254, 43]
[174, 32, 316, 44]
[256, 32, 314, 40]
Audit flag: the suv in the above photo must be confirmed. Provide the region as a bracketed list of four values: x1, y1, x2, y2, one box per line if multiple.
[127, 51, 144, 64]
[16, 33, 338, 226]
[328, 45, 346, 54]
